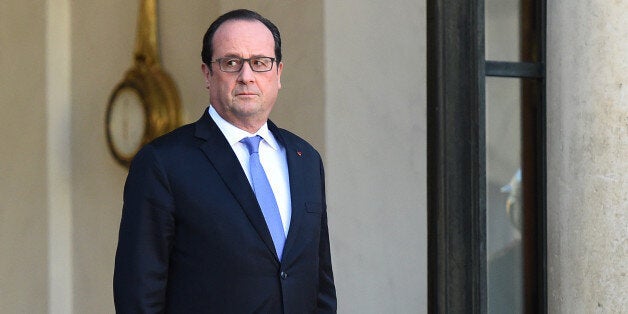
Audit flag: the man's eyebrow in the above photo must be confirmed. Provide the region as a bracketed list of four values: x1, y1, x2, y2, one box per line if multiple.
[217, 53, 241, 58]
[217, 53, 273, 58]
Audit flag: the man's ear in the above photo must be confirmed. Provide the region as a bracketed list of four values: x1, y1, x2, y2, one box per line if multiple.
[276, 62, 283, 89]
[201, 63, 211, 89]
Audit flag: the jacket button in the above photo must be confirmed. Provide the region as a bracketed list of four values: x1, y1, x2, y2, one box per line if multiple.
[280, 271, 288, 280]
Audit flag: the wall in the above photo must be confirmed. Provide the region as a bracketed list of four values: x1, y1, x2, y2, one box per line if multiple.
[547, 1, 628, 312]
[0, 1, 48, 313]
[70, 2, 168, 313]
[325, 1, 427, 312]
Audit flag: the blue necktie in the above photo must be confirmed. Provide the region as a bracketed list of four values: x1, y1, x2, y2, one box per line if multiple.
[240, 136, 286, 260]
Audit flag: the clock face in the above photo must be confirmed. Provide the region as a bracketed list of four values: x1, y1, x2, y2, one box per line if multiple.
[108, 87, 147, 159]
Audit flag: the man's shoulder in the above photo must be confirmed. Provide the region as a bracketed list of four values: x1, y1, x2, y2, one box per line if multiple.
[150, 123, 197, 148]
[128, 121, 202, 171]
[133, 122, 200, 165]
[149, 108, 215, 149]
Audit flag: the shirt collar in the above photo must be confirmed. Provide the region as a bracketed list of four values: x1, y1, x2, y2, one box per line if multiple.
[208, 105, 280, 151]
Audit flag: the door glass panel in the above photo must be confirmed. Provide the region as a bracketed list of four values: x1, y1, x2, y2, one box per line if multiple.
[486, 77, 523, 314]
[485, 0, 522, 62]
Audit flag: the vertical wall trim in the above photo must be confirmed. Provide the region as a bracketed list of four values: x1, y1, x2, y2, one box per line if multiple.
[427, 0, 486, 312]
[46, 0, 74, 313]
[520, 1, 547, 312]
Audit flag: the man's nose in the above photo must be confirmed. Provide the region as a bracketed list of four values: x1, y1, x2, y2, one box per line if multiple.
[237, 61, 255, 83]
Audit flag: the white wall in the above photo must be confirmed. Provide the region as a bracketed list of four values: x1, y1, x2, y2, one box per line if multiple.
[0, 1, 48, 313]
[547, 1, 628, 312]
[325, 1, 427, 312]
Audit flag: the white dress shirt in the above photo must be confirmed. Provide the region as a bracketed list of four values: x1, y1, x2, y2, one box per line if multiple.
[208, 106, 292, 235]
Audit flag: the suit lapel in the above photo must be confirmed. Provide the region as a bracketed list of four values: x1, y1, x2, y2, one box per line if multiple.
[269, 122, 307, 262]
[194, 111, 279, 262]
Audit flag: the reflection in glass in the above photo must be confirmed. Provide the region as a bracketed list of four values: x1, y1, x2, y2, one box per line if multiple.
[486, 77, 522, 313]
[485, 0, 521, 62]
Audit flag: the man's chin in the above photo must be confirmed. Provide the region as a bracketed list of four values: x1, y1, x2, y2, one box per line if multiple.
[229, 103, 265, 117]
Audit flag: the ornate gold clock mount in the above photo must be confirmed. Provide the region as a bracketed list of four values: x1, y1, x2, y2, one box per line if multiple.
[106, 0, 182, 167]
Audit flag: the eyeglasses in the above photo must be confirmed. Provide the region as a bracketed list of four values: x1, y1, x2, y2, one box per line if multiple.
[210, 57, 276, 73]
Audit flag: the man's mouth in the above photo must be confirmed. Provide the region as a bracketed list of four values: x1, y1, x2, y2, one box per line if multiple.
[235, 92, 258, 96]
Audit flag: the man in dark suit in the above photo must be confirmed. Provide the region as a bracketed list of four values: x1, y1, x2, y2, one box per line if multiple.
[113, 9, 336, 313]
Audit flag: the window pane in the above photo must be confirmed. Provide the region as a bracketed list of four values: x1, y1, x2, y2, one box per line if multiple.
[486, 77, 523, 313]
[485, 0, 521, 62]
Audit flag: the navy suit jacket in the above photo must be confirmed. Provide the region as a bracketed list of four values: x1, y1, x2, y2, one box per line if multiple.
[113, 109, 336, 313]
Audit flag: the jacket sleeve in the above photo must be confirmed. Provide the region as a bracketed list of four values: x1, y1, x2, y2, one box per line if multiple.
[317, 158, 337, 313]
[113, 145, 175, 313]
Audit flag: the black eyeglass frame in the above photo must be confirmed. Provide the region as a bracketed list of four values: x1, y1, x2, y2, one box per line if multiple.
[210, 57, 277, 73]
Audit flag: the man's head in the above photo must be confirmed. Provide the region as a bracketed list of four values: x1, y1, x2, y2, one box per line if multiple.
[201, 9, 283, 133]
[202, 9, 282, 67]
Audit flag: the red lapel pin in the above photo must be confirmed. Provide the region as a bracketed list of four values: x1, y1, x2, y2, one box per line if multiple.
[297, 151, 302, 156]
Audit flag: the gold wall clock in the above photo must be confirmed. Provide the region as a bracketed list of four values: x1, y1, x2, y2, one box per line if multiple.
[106, 0, 181, 167]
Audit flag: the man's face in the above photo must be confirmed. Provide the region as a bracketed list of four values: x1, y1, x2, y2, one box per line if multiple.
[202, 20, 283, 132]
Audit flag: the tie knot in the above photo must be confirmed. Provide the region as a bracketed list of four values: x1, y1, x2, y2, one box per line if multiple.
[240, 135, 263, 154]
